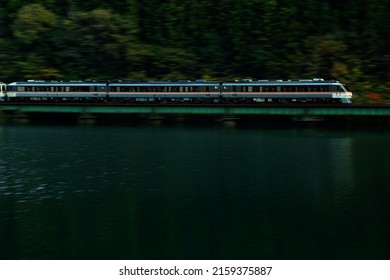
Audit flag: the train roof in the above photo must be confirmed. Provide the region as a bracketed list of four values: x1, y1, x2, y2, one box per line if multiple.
[108, 81, 220, 86]
[7, 78, 344, 87]
[8, 80, 107, 87]
[222, 79, 343, 85]
[8, 80, 220, 87]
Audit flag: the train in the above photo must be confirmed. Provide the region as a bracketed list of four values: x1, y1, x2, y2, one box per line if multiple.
[0, 79, 352, 104]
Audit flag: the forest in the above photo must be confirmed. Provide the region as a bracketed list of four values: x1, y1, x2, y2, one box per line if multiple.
[0, 0, 389, 102]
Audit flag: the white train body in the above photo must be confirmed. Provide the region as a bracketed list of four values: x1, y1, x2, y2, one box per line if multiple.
[0, 79, 352, 104]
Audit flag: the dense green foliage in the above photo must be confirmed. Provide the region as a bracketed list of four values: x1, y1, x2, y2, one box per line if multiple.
[0, 0, 389, 101]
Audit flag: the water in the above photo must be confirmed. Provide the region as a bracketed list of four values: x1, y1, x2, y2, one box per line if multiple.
[0, 123, 389, 259]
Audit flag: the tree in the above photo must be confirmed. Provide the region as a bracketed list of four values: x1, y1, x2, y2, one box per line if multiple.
[11, 4, 61, 79]
[12, 4, 58, 45]
[62, 8, 138, 79]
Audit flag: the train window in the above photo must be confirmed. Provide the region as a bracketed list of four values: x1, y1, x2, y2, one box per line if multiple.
[17, 86, 25, 91]
[310, 86, 320, 92]
[318, 86, 327, 92]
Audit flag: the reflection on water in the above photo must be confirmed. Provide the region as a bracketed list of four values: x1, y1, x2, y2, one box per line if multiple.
[0, 124, 389, 259]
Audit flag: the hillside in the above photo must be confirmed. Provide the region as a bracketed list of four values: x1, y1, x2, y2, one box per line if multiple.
[0, 0, 389, 102]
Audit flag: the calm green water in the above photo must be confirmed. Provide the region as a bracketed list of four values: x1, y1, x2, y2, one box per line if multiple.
[0, 123, 389, 259]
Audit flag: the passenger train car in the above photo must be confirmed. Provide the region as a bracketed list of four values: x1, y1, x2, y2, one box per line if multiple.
[0, 79, 352, 103]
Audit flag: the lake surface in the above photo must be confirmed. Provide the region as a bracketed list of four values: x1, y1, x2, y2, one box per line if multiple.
[0, 122, 389, 259]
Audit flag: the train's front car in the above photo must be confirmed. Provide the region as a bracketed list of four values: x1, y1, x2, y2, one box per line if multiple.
[332, 80, 353, 104]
